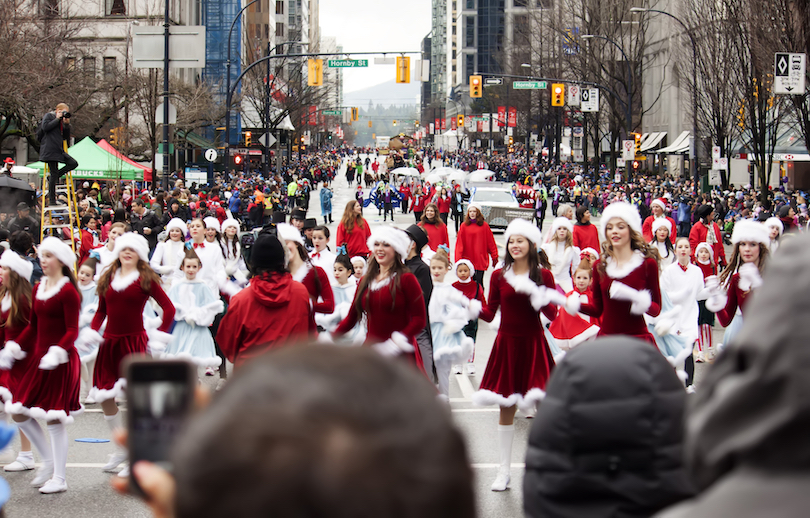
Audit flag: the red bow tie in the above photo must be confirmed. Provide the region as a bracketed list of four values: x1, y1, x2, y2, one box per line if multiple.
[312, 252, 320, 259]
[193, 242, 205, 249]
[679, 263, 689, 272]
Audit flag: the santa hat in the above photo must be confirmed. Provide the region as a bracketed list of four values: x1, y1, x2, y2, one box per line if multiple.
[504, 218, 543, 247]
[0, 250, 32, 281]
[350, 256, 367, 274]
[455, 259, 474, 273]
[764, 217, 784, 236]
[694, 242, 714, 263]
[467, 202, 483, 215]
[651, 198, 667, 211]
[549, 217, 574, 236]
[580, 247, 600, 260]
[165, 218, 188, 237]
[38, 237, 75, 269]
[731, 219, 770, 246]
[600, 202, 642, 239]
[113, 233, 150, 263]
[221, 219, 240, 235]
[203, 217, 220, 232]
[651, 218, 673, 236]
[367, 226, 411, 263]
[276, 223, 304, 245]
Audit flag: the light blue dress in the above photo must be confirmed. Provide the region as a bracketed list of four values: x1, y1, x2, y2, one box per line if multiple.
[315, 282, 366, 344]
[77, 282, 100, 363]
[165, 279, 224, 367]
[648, 290, 692, 358]
[429, 283, 476, 396]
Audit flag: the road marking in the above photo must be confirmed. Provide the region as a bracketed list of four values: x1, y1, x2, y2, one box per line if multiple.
[449, 398, 470, 403]
[455, 374, 476, 400]
[471, 463, 526, 469]
[451, 408, 498, 413]
[23, 462, 528, 470]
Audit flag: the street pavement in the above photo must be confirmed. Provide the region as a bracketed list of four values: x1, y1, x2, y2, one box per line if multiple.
[2, 154, 717, 516]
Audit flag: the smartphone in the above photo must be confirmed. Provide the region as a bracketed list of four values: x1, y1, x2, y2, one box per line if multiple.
[125, 356, 196, 496]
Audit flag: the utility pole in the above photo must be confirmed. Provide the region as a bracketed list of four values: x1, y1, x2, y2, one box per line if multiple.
[161, 0, 170, 190]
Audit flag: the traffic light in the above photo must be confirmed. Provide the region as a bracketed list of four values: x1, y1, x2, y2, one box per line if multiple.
[307, 59, 323, 86]
[632, 160, 640, 171]
[737, 101, 745, 129]
[245, 131, 251, 146]
[109, 127, 119, 147]
[551, 84, 565, 106]
[634, 132, 641, 157]
[508, 136, 514, 145]
[234, 154, 243, 165]
[470, 75, 482, 98]
[368, 120, 372, 128]
[393, 120, 397, 126]
[396, 56, 411, 83]
[351, 107, 359, 122]
[457, 114, 464, 127]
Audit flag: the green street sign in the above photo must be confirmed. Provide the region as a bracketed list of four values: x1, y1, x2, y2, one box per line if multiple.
[328, 59, 369, 68]
[323, 110, 342, 115]
[512, 81, 548, 90]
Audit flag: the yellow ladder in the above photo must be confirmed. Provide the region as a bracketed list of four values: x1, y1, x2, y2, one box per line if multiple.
[40, 164, 79, 270]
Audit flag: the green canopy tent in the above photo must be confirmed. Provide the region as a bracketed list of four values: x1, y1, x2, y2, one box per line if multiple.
[27, 137, 144, 181]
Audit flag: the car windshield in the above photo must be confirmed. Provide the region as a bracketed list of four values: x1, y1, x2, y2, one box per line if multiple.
[473, 190, 515, 204]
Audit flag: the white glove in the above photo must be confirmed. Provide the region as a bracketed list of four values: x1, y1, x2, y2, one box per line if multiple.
[609, 282, 652, 315]
[75, 327, 104, 354]
[225, 263, 236, 276]
[185, 316, 196, 326]
[0, 341, 26, 370]
[564, 293, 581, 316]
[161, 264, 175, 275]
[704, 275, 721, 295]
[705, 293, 728, 313]
[653, 306, 681, 336]
[39, 346, 69, 370]
[738, 262, 763, 292]
[467, 299, 483, 319]
[372, 332, 414, 356]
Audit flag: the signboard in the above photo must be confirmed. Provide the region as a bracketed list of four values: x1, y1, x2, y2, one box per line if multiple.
[434, 119, 439, 133]
[774, 53, 806, 95]
[485, 77, 503, 85]
[322, 110, 341, 116]
[204, 148, 217, 162]
[441, 118, 446, 131]
[429, 123, 434, 134]
[712, 146, 721, 159]
[308, 106, 317, 126]
[622, 140, 635, 161]
[573, 151, 584, 161]
[615, 172, 622, 182]
[712, 157, 728, 170]
[450, 117, 457, 131]
[572, 127, 584, 137]
[327, 59, 369, 68]
[617, 159, 626, 169]
[508, 107, 517, 128]
[709, 169, 722, 186]
[132, 26, 206, 68]
[581, 88, 599, 112]
[497, 106, 506, 127]
[568, 85, 581, 106]
[512, 81, 547, 89]
[258, 133, 277, 147]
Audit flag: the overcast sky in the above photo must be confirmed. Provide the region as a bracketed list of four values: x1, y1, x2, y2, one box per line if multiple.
[319, 0, 431, 97]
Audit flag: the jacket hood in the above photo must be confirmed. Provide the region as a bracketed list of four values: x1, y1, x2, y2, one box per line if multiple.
[249, 272, 295, 308]
[683, 233, 810, 491]
[524, 337, 693, 518]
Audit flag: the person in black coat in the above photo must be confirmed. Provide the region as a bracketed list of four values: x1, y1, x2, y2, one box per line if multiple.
[403, 224, 435, 383]
[39, 103, 78, 205]
[524, 337, 694, 518]
[129, 198, 164, 253]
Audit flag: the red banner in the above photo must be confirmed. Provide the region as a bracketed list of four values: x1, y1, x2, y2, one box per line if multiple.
[497, 106, 506, 127]
[308, 106, 317, 126]
[508, 107, 517, 128]
[435, 118, 440, 133]
[477, 120, 484, 132]
[441, 118, 446, 130]
[450, 117, 457, 130]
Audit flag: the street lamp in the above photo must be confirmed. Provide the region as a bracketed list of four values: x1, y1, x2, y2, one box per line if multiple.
[581, 34, 633, 134]
[631, 6, 699, 190]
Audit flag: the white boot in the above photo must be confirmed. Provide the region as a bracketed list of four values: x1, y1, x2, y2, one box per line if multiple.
[5, 451, 35, 472]
[102, 413, 127, 472]
[15, 418, 53, 486]
[41, 423, 68, 493]
[491, 424, 514, 492]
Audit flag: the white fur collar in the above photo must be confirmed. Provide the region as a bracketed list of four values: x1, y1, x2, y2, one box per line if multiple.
[36, 276, 70, 301]
[80, 281, 97, 292]
[292, 262, 312, 283]
[1, 293, 10, 312]
[334, 282, 355, 291]
[180, 277, 204, 284]
[502, 268, 532, 292]
[369, 274, 395, 291]
[111, 270, 141, 292]
[605, 250, 645, 279]
[456, 277, 472, 284]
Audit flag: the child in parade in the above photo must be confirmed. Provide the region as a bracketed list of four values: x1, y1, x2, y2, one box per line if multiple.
[693, 242, 717, 360]
[451, 259, 486, 376]
[650, 219, 676, 269]
[150, 218, 188, 288]
[220, 218, 248, 286]
[76, 258, 100, 404]
[350, 256, 366, 283]
[541, 217, 578, 293]
[315, 254, 365, 343]
[91, 221, 127, 277]
[310, 225, 337, 286]
[549, 256, 600, 351]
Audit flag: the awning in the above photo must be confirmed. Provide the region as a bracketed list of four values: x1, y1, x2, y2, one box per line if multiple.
[640, 132, 667, 152]
[176, 130, 217, 149]
[27, 137, 143, 181]
[656, 131, 690, 154]
[97, 139, 153, 182]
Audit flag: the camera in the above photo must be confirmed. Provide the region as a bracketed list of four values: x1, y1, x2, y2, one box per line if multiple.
[62, 112, 71, 119]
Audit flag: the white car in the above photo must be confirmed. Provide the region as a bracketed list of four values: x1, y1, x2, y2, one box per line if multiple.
[468, 183, 534, 229]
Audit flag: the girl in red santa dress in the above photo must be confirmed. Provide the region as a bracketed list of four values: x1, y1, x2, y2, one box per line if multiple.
[578, 202, 662, 344]
[471, 218, 569, 493]
[332, 227, 427, 370]
[549, 255, 600, 351]
[0, 250, 34, 472]
[1, 238, 82, 493]
[693, 242, 718, 359]
[277, 223, 334, 334]
[77, 233, 176, 477]
[704, 220, 770, 348]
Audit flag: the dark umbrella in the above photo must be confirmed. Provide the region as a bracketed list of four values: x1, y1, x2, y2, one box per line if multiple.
[0, 175, 36, 213]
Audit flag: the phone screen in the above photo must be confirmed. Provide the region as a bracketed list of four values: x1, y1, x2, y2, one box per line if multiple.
[126, 359, 194, 494]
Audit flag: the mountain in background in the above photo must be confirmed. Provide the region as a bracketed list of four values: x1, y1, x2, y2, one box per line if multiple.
[343, 79, 421, 107]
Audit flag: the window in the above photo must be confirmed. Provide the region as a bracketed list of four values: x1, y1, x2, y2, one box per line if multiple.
[265, 24, 270, 38]
[103, 57, 116, 80]
[105, 0, 125, 15]
[466, 54, 474, 76]
[537, 0, 553, 8]
[276, 0, 283, 14]
[466, 0, 474, 7]
[275, 22, 284, 37]
[83, 57, 96, 84]
[40, 0, 58, 16]
[64, 57, 76, 71]
[465, 16, 475, 47]
[452, 25, 457, 35]
[514, 15, 529, 46]
[513, 0, 527, 6]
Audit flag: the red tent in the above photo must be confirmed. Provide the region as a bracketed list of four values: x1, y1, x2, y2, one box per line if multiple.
[96, 139, 152, 182]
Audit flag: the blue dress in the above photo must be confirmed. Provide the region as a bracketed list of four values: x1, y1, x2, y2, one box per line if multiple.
[165, 279, 224, 367]
[647, 290, 692, 358]
[315, 282, 365, 344]
[429, 283, 475, 365]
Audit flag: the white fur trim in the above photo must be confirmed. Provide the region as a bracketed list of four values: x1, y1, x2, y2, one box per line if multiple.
[705, 293, 727, 313]
[651, 218, 673, 236]
[731, 219, 770, 246]
[549, 217, 574, 236]
[604, 250, 645, 279]
[764, 217, 784, 235]
[472, 388, 546, 412]
[1, 294, 10, 313]
[651, 198, 667, 211]
[203, 217, 220, 232]
[367, 226, 411, 263]
[292, 262, 312, 283]
[369, 275, 392, 292]
[75, 327, 104, 354]
[609, 281, 652, 315]
[38, 237, 75, 269]
[177, 299, 224, 327]
[738, 262, 763, 292]
[467, 202, 483, 215]
[220, 218, 240, 234]
[113, 233, 150, 263]
[0, 250, 33, 281]
[455, 259, 475, 275]
[38, 345, 69, 370]
[161, 351, 222, 368]
[35, 276, 70, 301]
[390, 331, 414, 353]
[503, 269, 565, 311]
[504, 218, 542, 248]
[5, 400, 84, 425]
[555, 324, 600, 351]
[564, 292, 582, 315]
[468, 298, 482, 319]
[277, 223, 304, 245]
[111, 270, 140, 292]
[600, 202, 642, 239]
[0, 340, 26, 370]
[165, 218, 188, 237]
[434, 337, 474, 363]
[88, 378, 127, 403]
[0, 386, 11, 403]
[217, 276, 242, 298]
[694, 242, 714, 263]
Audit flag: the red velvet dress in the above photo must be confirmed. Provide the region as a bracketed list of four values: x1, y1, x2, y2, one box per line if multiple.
[90, 271, 175, 401]
[0, 295, 31, 402]
[715, 273, 751, 328]
[7, 278, 82, 423]
[294, 263, 335, 332]
[474, 268, 558, 408]
[581, 252, 662, 345]
[548, 288, 600, 349]
[335, 272, 427, 370]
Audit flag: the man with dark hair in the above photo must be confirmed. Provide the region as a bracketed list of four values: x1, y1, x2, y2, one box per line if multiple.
[39, 103, 78, 205]
[8, 202, 39, 244]
[130, 198, 164, 253]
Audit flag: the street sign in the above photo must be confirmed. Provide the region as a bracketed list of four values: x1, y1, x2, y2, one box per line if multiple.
[709, 169, 722, 186]
[712, 157, 728, 170]
[259, 133, 277, 147]
[568, 85, 581, 106]
[204, 148, 217, 162]
[622, 140, 635, 161]
[132, 26, 206, 69]
[155, 102, 177, 124]
[712, 146, 721, 159]
[512, 81, 547, 89]
[581, 88, 599, 112]
[774, 53, 806, 95]
[485, 77, 504, 85]
[322, 110, 342, 116]
[327, 59, 369, 68]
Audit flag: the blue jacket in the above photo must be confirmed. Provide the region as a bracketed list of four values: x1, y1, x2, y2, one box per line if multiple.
[320, 188, 333, 214]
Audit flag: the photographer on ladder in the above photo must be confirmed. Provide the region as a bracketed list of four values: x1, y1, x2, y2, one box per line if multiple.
[38, 103, 78, 205]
